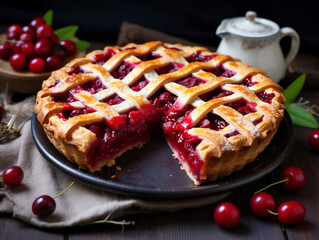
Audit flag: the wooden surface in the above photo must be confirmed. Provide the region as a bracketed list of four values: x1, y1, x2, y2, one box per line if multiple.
[1, 31, 319, 239]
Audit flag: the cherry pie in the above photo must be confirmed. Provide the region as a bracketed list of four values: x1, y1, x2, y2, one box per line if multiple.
[35, 41, 285, 185]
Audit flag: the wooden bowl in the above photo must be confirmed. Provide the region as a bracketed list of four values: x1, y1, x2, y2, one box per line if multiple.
[0, 34, 86, 94]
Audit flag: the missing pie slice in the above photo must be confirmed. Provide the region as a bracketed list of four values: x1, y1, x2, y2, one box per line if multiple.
[34, 41, 285, 185]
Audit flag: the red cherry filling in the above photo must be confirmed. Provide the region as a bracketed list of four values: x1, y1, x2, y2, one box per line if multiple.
[138, 52, 161, 61]
[68, 66, 87, 75]
[58, 107, 96, 121]
[226, 99, 257, 115]
[80, 78, 106, 94]
[109, 51, 161, 80]
[101, 93, 125, 106]
[130, 77, 149, 92]
[161, 104, 205, 180]
[175, 75, 206, 88]
[93, 48, 116, 65]
[207, 66, 236, 78]
[111, 61, 139, 79]
[154, 62, 183, 75]
[185, 51, 217, 62]
[256, 91, 275, 104]
[85, 109, 160, 168]
[167, 132, 203, 179]
[52, 78, 106, 103]
[240, 75, 256, 87]
[199, 87, 233, 101]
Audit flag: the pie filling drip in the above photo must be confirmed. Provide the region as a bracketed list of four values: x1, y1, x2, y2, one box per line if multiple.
[51, 50, 276, 179]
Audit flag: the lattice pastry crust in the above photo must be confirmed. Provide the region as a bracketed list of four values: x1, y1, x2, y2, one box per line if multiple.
[35, 41, 285, 185]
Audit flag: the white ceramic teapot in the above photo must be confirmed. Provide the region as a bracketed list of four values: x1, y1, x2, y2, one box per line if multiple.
[216, 11, 300, 83]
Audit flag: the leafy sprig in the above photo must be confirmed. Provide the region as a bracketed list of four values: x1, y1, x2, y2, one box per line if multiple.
[43, 9, 90, 51]
[283, 73, 319, 128]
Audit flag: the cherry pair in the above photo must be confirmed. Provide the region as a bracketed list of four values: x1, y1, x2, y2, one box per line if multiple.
[213, 166, 306, 228]
[250, 192, 305, 225]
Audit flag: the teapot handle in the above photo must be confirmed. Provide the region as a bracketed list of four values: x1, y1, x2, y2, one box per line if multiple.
[279, 27, 300, 68]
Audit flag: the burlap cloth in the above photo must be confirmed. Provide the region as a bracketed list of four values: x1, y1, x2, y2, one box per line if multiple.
[0, 22, 228, 228]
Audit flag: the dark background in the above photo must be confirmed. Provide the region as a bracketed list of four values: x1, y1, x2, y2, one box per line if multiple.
[0, 0, 318, 55]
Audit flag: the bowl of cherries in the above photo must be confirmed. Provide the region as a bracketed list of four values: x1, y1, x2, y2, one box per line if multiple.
[0, 10, 89, 94]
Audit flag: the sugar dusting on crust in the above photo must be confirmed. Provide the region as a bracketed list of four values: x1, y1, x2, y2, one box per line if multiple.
[234, 116, 260, 138]
[221, 139, 233, 151]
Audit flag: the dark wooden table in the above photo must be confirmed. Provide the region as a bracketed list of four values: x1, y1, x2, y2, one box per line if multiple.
[0, 33, 318, 239]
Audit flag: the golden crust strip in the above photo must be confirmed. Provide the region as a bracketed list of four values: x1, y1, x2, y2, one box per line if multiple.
[57, 112, 103, 140]
[74, 91, 119, 120]
[214, 105, 260, 146]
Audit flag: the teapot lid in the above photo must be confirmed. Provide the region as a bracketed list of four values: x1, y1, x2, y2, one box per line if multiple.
[216, 11, 279, 38]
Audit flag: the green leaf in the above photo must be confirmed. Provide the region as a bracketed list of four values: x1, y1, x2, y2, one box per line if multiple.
[75, 40, 91, 51]
[54, 25, 78, 41]
[283, 73, 306, 104]
[287, 104, 319, 128]
[43, 9, 53, 26]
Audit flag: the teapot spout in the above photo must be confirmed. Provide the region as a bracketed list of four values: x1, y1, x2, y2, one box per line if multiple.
[216, 19, 230, 37]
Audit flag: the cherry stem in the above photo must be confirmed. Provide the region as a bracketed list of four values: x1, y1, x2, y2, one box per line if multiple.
[0, 179, 3, 184]
[266, 209, 279, 216]
[80, 208, 134, 233]
[255, 178, 289, 193]
[53, 181, 75, 199]
[0, 39, 23, 44]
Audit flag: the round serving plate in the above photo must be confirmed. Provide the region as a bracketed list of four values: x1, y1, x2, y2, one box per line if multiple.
[31, 111, 294, 200]
[0, 34, 86, 94]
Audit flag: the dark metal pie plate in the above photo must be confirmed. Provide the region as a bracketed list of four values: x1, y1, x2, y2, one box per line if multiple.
[31, 111, 293, 199]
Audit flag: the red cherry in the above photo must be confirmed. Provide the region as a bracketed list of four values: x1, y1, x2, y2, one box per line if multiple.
[29, 58, 45, 72]
[0, 42, 12, 59]
[22, 25, 36, 37]
[20, 32, 34, 42]
[34, 39, 51, 56]
[278, 201, 305, 225]
[36, 24, 54, 40]
[60, 40, 76, 56]
[281, 167, 306, 191]
[45, 55, 62, 71]
[31, 182, 75, 217]
[308, 129, 319, 152]
[214, 202, 240, 228]
[51, 34, 59, 45]
[2, 166, 24, 187]
[32, 195, 56, 217]
[250, 192, 276, 218]
[29, 17, 46, 29]
[6, 24, 22, 39]
[51, 44, 67, 59]
[11, 42, 22, 53]
[7, 32, 20, 41]
[9, 53, 27, 71]
[21, 42, 34, 57]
